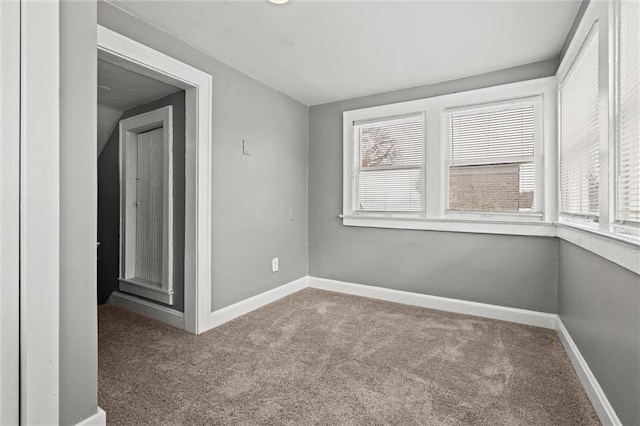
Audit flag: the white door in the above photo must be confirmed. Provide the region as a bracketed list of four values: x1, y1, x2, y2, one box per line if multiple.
[119, 107, 174, 306]
[0, 1, 21, 423]
[135, 127, 165, 285]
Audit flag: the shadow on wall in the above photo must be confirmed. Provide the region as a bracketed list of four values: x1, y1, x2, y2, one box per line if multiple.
[97, 91, 186, 311]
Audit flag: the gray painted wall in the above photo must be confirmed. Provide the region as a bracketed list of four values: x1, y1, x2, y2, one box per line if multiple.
[98, 2, 309, 311]
[98, 91, 186, 311]
[309, 60, 560, 313]
[558, 241, 640, 426]
[59, 1, 98, 424]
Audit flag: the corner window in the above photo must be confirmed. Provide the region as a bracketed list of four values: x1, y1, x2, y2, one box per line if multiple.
[354, 115, 425, 213]
[342, 78, 556, 235]
[445, 97, 542, 216]
[559, 25, 600, 221]
[555, 0, 640, 248]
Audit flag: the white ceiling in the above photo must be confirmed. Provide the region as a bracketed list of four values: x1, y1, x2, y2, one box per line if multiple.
[108, 0, 581, 106]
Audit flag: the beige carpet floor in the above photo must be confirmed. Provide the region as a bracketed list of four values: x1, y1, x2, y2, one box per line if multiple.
[99, 288, 599, 425]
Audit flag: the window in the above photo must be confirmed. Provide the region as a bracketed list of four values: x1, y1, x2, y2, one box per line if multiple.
[339, 0, 636, 265]
[559, 25, 600, 220]
[551, 0, 638, 273]
[353, 115, 424, 213]
[342, 78, 555, 235]
[556, 0, 640, 243]
[615, 0, 640, 228]
[446, 98, 542, 215]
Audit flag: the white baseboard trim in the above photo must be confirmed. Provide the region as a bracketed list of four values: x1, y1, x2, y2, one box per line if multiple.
[555, 318, 621, 426]
[109, 291, 185, 330]
[207, 276, 308, 330]
[75, 407, 106, 426]
[307, 276, 557, 329]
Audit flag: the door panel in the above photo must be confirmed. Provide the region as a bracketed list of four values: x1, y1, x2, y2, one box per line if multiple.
[135, 127, 164, 285]
[118, 106, 173, 305]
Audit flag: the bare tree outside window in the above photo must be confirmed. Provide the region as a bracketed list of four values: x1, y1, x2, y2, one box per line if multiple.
[356, 116, 424, 213]
[361, 127, 401, 168]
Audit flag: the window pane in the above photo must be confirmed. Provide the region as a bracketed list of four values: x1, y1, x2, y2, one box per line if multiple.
[560, 26, 599, 217]
[358, 168, 422, 212]
[616, 0, 640, 223]
[447, 100, 539, 213]
[450, 106, 535, 165]
[359, 115, 423, 168]
[355, 115, 424, 213]
[449, 163, 535, 212]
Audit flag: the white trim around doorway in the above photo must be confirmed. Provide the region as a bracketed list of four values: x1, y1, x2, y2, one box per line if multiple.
[1, 1, 22, 423]
[97, 25, 213, 334]
[19, 1, 61, 423]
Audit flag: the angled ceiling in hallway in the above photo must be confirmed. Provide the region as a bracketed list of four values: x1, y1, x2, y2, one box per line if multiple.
[97, 59, 181, 156]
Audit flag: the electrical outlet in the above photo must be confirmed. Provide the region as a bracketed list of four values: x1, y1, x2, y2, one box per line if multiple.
[272, 257, 279, 272]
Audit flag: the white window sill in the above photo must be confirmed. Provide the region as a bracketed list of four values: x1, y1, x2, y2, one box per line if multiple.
[554, 222, 640, 275]
[339, 215, 639, 275]
[341, 215, 555, 237]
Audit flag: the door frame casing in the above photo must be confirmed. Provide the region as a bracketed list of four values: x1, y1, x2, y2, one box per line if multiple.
[0, 1, 21, 423]
[97, 25, 213, 334]
[119, 106, 175, 305]
[19, 0, 61, 423]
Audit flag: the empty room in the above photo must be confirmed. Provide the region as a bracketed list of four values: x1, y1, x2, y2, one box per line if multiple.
[1, 0, 639, 425]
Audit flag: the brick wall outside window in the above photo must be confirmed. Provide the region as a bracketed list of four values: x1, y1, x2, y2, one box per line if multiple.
[449, 163, 534, 212]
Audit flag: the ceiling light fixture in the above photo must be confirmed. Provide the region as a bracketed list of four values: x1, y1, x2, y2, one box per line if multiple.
[268, 0, 290, 4]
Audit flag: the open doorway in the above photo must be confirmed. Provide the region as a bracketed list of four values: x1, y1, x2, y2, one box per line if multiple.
[97, 58, 186, 315]
[97, 26, 213, 334]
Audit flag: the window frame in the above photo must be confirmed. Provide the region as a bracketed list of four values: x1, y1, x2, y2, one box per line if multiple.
[553, 0, 639, 275]
[558, 21, 602, 224]
[342, 77, 557, 236]
[442, 95, 544, 221]
[352, 113, 426, 215]
[612, 0, 640, 237]
[555, 0, 639, 242]
[556, 2, 609, 235]
[119, 106, 174, 306]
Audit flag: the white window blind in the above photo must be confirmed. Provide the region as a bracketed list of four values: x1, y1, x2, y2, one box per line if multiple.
[355, 115, 424, 212]
[447, 99, 539, 213]
[560, 26, 600, 218]
[616, 0, 640, 224]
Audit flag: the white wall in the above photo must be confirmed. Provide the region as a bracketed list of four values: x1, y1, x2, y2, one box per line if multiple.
[60, 1, 98, 424]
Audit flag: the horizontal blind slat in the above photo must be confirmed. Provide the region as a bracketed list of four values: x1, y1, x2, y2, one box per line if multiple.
[358, 168, 422, 212]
